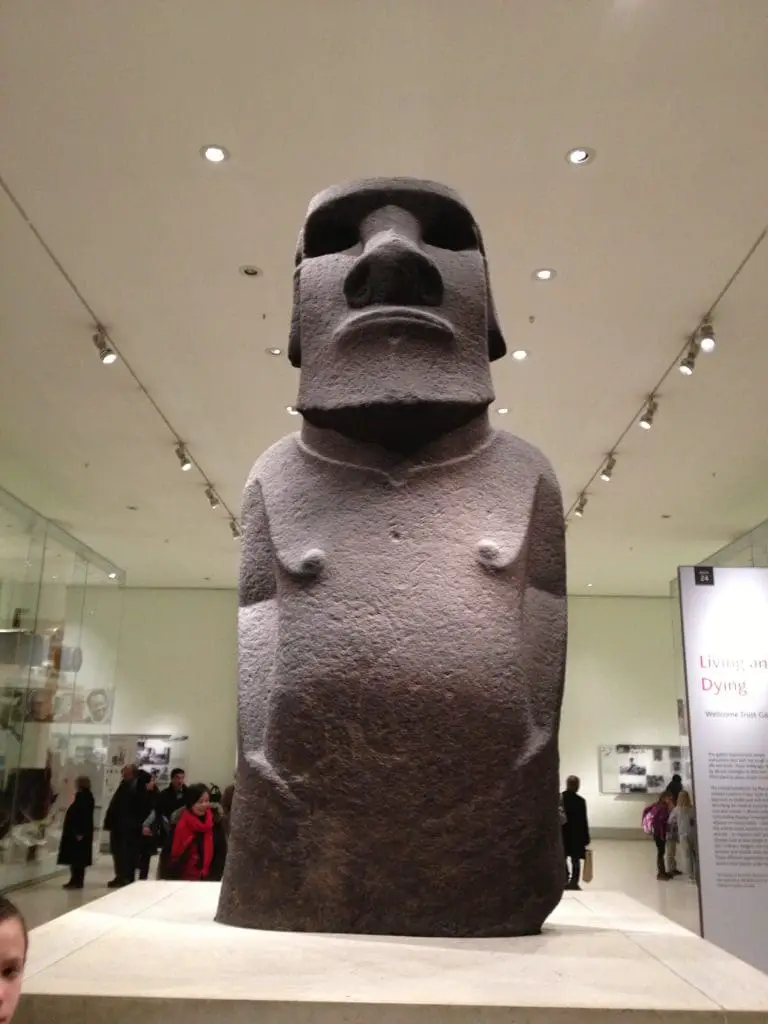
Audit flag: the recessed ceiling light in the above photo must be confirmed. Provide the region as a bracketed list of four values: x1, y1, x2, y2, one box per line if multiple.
[108, 572, 118, 580]
[265, 347, 282, 356]
[286, 405, 300, 416]
[533, 268, 556, 281]
[511, 349, 528, 361]
[496, 407, 509, 415]
[587, 583, 593, 589]
[566, 147, 594, 166]
[201, 145, 229, 163]
[239, 265, 262, 278]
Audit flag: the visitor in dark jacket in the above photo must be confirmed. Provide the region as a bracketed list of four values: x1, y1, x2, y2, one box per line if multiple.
[561, 775, 591, 890]
[58, 776, 95, 890]
[104, 764, 141, 888]
[648, 792, 675, 880]
[137, 773, 160, 880]
[156, 768, 187, 823]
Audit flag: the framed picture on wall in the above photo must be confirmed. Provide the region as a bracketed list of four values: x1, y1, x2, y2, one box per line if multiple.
[598, 744, 691, 795]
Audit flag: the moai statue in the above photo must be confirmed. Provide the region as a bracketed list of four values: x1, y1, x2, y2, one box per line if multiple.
[217, 178, 567, 937]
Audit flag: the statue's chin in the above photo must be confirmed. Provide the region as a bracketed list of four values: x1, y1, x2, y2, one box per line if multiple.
[301, 400, 490, 454]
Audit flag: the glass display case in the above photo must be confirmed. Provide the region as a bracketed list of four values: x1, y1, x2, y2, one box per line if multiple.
[0, 484, 124, 889]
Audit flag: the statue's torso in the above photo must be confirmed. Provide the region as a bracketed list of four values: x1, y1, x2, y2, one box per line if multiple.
[221, 427, 567, 936]
[246, 431, 564, 803]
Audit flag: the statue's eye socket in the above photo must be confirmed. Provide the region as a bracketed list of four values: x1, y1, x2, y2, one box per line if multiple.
[304, 221, 360, 257]
[422, 214, 477, 252]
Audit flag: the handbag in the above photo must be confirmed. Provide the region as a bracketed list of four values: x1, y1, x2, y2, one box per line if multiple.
[582, 848, 594, 884]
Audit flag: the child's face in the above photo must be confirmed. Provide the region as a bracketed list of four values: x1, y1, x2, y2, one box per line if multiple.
[0, 918, 25, 1023]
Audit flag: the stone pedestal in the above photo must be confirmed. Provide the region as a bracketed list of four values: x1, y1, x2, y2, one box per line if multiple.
[18, 883, 768, 1023]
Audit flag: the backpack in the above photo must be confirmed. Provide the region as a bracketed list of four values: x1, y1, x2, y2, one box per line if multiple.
[642, 805, 657, 836]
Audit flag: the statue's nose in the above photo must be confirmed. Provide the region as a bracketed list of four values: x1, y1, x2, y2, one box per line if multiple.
[344, 230, 443, 309]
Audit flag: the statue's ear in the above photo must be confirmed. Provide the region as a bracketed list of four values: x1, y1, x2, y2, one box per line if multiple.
[475, 226, 506, 362]
[288, 235, 303, 368]
[288, 267, 301, 367]
[486, 278, 506, 362]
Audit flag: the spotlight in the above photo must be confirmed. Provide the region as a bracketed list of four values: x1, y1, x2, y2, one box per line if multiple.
[574, 494, 588, 517]
[175, 443, 192, 471]
[511, 349, 528, 361]
[600, 455, 616, 483]
[639, 397, 658, 430]
[496, 407, 510, 415]
[698, 318, 716, 353]
[566, 147, 594, 165]
[265, 347, 282, 356]
[205, 486, 220, 510]
[533, 268, 556, 281]
[201, 145, 229, 163]
[108, 572, 118, 580]
[230, 518, 242, 539]
[92, 327, 117, 365]
[679, 342, 698, 376]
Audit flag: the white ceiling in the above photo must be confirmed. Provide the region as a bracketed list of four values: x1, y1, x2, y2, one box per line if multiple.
[1, 0, 767, 595]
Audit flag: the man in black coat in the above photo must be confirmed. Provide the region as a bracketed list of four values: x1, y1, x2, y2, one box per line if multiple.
[104, 763, 141, 888]
[58, 776, 95, 889]
[562, 775, 591, 891]
[156, 768, 187, 822]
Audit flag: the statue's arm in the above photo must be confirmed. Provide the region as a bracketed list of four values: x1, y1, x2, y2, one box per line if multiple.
[239, 474, 276, 609]
[528, 462, 567, 599]
[238, 474, 278, 756]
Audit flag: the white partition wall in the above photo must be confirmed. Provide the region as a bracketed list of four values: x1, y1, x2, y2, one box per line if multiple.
[679, 565, 768, 974]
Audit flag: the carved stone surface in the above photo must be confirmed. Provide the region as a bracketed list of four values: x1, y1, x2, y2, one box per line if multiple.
[217, 178, 567, 937]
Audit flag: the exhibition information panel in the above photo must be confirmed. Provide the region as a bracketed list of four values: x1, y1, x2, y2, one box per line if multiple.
[679, 566, 768, 974]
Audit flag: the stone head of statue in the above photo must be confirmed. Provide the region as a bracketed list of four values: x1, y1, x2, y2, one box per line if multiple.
[289, 178, 507, 450]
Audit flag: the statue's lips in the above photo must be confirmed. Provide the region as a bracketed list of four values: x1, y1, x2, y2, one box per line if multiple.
[335, 307, 455, 342]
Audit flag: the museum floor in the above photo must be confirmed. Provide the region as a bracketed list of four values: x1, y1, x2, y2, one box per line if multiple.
[11, 839, 701, 934]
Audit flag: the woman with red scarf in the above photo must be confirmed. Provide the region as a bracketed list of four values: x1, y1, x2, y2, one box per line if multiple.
[170, 784, 214, 881]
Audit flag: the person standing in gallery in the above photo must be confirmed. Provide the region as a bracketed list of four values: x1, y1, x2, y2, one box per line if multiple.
[669, 789, 697, 883]
[137, 772, 160, 880]
[662, 775, 684, 874]
[561, 775, 591, 891]
[57, 776, 95, 890]
[157, 767, 187, 821]
[646, 792, 674, 880]
[664, 773, 683, 800]
[104, 763, 142, 888]
[169, 784, 214, 881]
